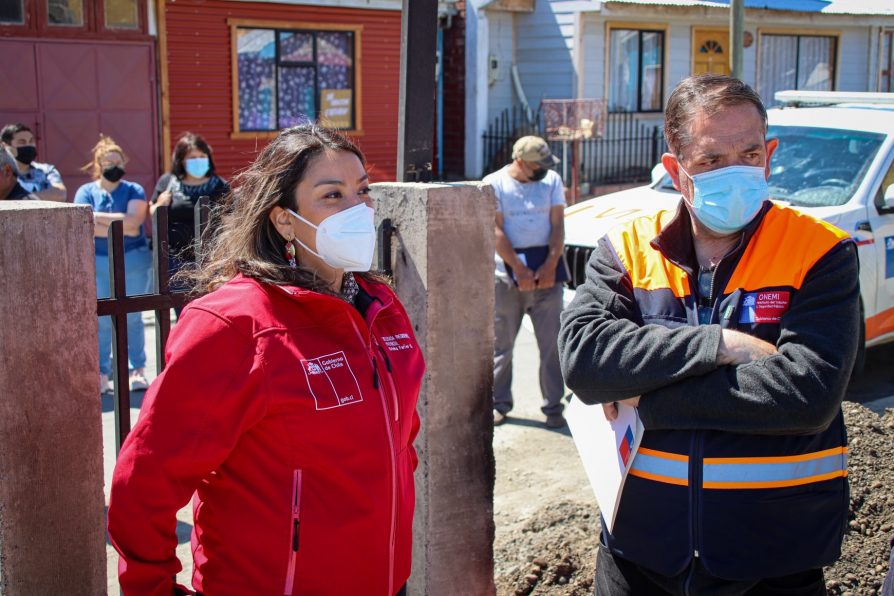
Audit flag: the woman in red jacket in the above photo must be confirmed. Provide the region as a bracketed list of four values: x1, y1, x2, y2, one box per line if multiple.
[108, 125, 425, 596]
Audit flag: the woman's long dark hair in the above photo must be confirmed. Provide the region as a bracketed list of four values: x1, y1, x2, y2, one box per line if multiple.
[170, 132, 216, 179]
[182, 124, 381, 296]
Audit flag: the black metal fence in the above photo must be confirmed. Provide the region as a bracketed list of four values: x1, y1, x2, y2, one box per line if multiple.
[98, 200, 209, 454]
[482, 106, 543, 178]
[482, 107, 668, 191]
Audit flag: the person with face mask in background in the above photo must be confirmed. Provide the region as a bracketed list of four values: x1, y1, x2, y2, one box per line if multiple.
[0, 123, 66, 201]
[0, 147, 36, 200]
[74, 135, 152, 394]
[559, 74, 859, 594]
[108, 125, 425, 596]
[484, 135, 569, 429]
[150, 132, 230, 316]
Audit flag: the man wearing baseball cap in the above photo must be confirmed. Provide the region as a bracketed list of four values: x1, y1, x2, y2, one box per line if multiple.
[483, 135, 568, 429]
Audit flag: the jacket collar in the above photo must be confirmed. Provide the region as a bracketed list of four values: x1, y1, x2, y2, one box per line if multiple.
[649, 199, 773, 275]
[257, 273, 394, 326]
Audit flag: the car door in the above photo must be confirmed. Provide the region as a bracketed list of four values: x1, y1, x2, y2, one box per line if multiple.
[867, 147, 894, 345]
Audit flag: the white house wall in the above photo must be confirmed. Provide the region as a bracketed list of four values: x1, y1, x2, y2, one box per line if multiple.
[513, 1, 580, 106]
[487, 10, 517, 125]
[837, 27, 872, 91]
[578, 5, 891, 115]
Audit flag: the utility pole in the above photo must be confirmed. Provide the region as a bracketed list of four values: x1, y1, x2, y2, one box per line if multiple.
[397, 0, 439, 182]
[730, 0, 745, 79]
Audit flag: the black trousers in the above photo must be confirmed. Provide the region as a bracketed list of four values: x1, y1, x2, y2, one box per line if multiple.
[595, 542, 825, 596]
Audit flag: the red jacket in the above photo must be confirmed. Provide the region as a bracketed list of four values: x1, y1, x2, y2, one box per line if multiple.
[108, 275, 425, 595]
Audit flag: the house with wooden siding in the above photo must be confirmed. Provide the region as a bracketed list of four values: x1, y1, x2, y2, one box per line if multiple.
[465, 0, 894, 179]
[1, 0, 466, 196]
[0, 0, 160, 198]
[160, 0, 464, 181]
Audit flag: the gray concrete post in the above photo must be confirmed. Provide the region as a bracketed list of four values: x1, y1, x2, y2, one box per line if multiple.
[372, 183, 497, 596]
[0, 202, 106, 594]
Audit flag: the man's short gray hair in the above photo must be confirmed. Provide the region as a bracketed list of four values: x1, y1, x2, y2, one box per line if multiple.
[0, 146, 19, 175]
[664, 74, 768, 159]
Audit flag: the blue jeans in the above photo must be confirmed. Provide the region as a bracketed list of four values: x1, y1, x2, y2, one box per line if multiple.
[96, 247, 152, 375]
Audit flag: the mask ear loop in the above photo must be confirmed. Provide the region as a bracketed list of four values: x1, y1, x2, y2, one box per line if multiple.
[285, 208, 327, 262]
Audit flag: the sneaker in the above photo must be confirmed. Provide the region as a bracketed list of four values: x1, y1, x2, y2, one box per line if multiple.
[130, 369, 149, 391]
[493, 410, 508, 426]
[545, 413, 567, 429]
[100, 373, 112, 394]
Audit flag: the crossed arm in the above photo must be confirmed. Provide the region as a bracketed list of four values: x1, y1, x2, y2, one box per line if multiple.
[93, 199, 147, 238]
[558, 238, 859, 435]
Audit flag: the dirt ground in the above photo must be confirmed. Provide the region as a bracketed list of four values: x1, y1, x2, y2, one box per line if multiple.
[493, 329, 894, 596]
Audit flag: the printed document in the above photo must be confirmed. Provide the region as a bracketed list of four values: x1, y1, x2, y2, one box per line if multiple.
[566, 396, 644, 533]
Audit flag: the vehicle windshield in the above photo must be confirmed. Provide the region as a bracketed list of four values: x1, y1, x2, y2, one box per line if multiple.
[764, 125, 885, 207]
[655, 125, 886, 207]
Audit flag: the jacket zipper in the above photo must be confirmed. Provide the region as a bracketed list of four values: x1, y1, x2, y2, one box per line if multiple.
[284, 469, 302, 596]
[690, 430, 703, 560]
[375, 340, 399, 423]
[348, 315, 398, 596]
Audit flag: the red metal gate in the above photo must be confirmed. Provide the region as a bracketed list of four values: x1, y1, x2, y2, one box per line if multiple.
[0, 38, 158, 200]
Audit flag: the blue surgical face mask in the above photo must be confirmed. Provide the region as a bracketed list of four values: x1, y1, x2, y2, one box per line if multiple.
[678, 164, 769, 235]
[185, 157, 210, 178]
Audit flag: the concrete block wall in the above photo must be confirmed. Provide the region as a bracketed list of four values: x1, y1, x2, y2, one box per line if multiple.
[372, 182, 497, 596]
[0, 201, 106, 594]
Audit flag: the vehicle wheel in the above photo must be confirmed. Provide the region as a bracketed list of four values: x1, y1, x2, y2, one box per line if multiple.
[851, 303, 866, 378]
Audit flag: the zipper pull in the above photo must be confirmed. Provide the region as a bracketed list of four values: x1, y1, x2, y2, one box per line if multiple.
[372, 358, 379, 389]
[293, 520, 300, 551]
[379, 345, 393, 372]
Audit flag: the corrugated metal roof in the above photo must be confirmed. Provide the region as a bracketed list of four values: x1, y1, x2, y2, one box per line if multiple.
[601, 0, 894, 15]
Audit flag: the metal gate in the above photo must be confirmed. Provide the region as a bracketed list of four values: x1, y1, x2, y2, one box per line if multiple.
[98, 201, 209, 454]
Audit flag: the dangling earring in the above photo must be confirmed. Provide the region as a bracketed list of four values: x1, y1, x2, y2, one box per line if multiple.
[285, 238, 297, 269]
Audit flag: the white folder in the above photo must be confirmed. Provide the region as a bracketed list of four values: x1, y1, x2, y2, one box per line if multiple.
[566, 395, 644, 533]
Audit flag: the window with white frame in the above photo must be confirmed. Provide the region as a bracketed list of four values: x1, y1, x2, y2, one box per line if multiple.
[758, 33, 837, 106]
[608, 28, 664, 113]
[233, 25, 358, 133]
[881, 30, 893, 92]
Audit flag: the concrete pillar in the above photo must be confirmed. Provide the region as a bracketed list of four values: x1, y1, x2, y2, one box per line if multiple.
[372, 183, 497, 596]
[0, 202, 106, 594]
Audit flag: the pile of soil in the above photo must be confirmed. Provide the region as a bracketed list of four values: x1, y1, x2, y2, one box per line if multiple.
[494, 402, 894, 596]
[825, 402, 894, 595]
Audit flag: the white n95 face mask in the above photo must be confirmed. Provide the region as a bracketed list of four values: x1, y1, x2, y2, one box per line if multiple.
[286, 203, 377, 272]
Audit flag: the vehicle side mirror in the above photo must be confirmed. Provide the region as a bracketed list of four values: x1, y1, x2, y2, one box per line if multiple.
[651, 163, 667, 186]
[883, 183, 894, 212]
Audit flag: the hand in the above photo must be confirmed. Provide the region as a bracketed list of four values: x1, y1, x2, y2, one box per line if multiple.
[515, 266, 537, 292]
[717, 329, 778, 366]
[535, 261, 558, 289]
[602, 396, 641, 421]
[155, 191, 173, 207]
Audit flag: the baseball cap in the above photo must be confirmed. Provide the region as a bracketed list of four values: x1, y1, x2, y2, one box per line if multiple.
[512, 136, 560, 168]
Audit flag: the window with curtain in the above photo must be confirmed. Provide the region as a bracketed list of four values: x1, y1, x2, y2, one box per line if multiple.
[881, 30, 893, 92]
[609, 28, 664, 113]
[758, 34, 837, 106]
[235, 26, 356, 132]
